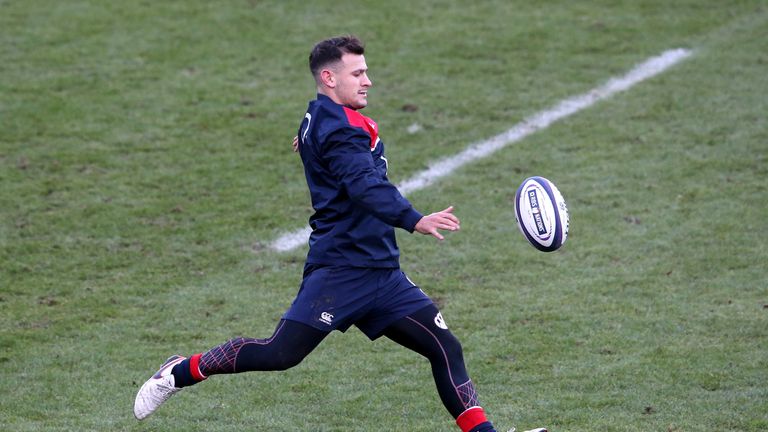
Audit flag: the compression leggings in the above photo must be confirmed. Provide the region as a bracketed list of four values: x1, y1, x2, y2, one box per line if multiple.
[195, 304, 477, 419]
[381, 304, 479, 418]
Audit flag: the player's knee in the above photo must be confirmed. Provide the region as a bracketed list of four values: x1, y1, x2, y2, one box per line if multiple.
[422, 331, 464, 364]
[440, 332, 464, 362]
[269, 351, 307, 371]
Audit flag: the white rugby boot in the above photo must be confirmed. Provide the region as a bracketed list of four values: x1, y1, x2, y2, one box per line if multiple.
[133, 355, 186, 420]
[509, 428, 548, 432]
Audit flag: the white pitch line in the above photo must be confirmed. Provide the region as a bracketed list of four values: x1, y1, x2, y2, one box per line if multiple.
[271, 48, 692, 252]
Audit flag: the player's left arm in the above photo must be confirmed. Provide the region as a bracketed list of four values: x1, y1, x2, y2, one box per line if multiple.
[413, 206, 460, 241]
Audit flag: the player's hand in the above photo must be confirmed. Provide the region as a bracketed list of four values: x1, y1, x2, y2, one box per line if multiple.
[292, 136, 299, 152]
[414, 206, 460, 241]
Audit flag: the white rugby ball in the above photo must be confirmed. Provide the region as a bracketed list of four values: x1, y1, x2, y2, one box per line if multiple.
[514, 176, 569, 252]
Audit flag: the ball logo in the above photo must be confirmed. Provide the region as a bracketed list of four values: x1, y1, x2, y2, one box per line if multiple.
[527, 189, 548, 236]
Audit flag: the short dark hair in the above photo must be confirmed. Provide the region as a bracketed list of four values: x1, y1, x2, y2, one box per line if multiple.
[309, 35, 365, 79]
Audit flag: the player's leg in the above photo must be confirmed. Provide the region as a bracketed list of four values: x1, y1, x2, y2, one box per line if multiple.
[133, 319, 328, 420]
[381, 304, 495, 432]
[176, 319, 328, 382]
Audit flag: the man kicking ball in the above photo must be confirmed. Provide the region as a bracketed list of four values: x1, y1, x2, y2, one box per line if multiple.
[134, 34, 546, 432]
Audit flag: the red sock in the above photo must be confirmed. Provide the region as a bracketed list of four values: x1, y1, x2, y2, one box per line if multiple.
[456, 406, 491, 432]
[189, 353, 206, 381]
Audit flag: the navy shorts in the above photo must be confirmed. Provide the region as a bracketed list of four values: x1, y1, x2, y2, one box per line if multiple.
[282, 264, 434, 340]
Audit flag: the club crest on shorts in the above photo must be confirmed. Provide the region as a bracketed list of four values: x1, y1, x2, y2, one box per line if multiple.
[434, 312, 448, 330]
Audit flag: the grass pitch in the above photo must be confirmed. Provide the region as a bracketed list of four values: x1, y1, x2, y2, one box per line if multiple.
[1, 1, 767, 431]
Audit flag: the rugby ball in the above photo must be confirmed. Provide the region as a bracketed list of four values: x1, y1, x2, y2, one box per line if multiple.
[514, 176, 569, 252]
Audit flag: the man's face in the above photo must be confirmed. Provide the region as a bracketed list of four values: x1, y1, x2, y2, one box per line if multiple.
[328, 53, 372, 110]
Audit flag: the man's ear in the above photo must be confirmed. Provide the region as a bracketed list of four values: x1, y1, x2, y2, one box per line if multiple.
[320, 68, 336, 88]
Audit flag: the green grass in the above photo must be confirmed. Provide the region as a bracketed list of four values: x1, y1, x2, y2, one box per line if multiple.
[1, 1, 767, 431]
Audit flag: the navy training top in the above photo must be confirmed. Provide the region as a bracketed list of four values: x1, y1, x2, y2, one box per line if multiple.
[297, 94, 423, 268]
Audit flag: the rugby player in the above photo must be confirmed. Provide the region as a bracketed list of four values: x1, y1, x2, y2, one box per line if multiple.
[134, 35, 546, 432]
